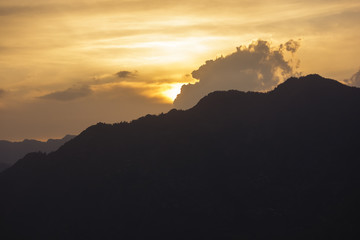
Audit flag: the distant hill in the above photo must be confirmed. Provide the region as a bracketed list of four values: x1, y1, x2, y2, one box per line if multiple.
[1, 74, 360, 239]
[0, 135, 75, 171]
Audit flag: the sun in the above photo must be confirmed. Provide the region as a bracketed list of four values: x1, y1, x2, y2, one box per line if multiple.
[161, 83, 184, 103]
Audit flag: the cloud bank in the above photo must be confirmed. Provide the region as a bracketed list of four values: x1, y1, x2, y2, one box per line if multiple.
[37, 69, 177, 104]
[174, 39, 300, 109]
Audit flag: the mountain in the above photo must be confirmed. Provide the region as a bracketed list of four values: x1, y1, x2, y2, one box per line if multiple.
[0, 135, 75, 172]
[1, 74, 360, 239]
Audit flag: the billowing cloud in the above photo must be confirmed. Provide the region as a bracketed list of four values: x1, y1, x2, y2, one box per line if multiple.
[174, 39, 300, 109]
[39, 86, 93, 101]
[282, 39, 301, 53]
[343, 69, 360, 87]
[116, 70, 137, 79]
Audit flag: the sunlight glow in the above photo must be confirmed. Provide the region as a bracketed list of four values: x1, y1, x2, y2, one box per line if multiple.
[161, 83, 184, 102]
[90, 81, 185, 103]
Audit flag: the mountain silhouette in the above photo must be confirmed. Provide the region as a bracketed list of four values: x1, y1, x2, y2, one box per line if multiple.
[1, 74, 360, 239]
[0, 135, 75, 172]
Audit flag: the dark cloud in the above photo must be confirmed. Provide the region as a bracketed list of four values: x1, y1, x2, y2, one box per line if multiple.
[38, 70, 137, 102]
[39, 86, 92, 101]
[174, 39, 300, 109]
[344, 69, 360, 87]
[0, 89, 5, 98]
[116, 70, 137, 78]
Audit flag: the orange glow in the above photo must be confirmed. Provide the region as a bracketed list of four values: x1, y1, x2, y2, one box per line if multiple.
[1, 0, 360, 141]
[90, 81, 184, 103]
[161, 83, 184, 103]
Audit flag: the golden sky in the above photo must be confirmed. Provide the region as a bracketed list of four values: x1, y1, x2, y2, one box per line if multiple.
[1, 0, 360, 140]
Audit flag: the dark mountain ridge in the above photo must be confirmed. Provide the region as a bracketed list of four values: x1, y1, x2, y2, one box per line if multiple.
[1, 74, 360, 239]
[0, 135, 75, 172]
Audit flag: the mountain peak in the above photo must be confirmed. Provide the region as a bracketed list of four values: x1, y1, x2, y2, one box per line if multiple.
[272, 74, 350, 94]
[191, 74, 354, 113]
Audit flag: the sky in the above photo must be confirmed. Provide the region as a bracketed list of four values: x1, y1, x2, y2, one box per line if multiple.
[0, 0, 360, 141]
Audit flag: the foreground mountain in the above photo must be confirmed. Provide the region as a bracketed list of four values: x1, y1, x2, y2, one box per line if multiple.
[0, 135, 75, 172]
[1, 74, 360, 239]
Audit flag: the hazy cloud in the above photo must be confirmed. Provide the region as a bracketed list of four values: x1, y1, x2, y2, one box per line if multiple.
[0, 89, 5, 98]
[2, 82, 171, 141]
[39, 86, 93, 101]
[116, 70, 137, 78]
[174, 39, 300, 109]
[0, 5, 47, 16]
[344, 69, 360, 87]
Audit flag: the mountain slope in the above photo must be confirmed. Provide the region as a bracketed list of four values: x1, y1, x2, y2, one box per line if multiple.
[1, 74, 360, 239]
[0, 135, 75, 171]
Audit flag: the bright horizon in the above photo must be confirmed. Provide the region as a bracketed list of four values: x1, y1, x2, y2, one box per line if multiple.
[1, 0, 360, 141]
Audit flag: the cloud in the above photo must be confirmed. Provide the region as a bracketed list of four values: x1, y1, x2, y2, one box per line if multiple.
[0, 89, 5, 98]
[40, 70, 136, 101]
[116, 70, 137, 78]
[1, 82, 171, 141]
[343, 69, 360, 87]
[282, 39, 301, 53]
[39, 86, 93, 101]
[174, 39, 300, 109]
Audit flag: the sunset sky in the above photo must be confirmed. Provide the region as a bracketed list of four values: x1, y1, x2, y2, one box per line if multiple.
[1, 0, 360, 141]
